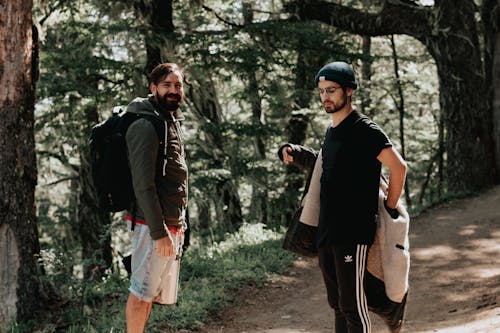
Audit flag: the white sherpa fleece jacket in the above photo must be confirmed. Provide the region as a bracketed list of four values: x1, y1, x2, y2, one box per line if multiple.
[299, 150, 410, 303]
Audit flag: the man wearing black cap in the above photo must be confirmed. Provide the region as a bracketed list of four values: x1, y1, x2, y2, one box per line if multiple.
[279, 61, 407, 333]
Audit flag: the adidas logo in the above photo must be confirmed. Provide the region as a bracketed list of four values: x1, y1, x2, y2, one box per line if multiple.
[344, 255, 353, 263]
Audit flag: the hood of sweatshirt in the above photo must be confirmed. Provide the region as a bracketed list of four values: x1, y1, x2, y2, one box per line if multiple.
[126, 95, 185, 121]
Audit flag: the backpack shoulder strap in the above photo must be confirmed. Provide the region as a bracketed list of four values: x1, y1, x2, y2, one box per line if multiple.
[140, 113, 166, 145]
[120, 111, 165, 144]
[133, 112, 169, 177]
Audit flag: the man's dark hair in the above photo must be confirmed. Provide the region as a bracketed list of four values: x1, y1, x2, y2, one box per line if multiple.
[148, 63, 184, 85]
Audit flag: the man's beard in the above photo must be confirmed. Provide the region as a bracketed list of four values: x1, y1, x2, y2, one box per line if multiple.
[324, 95, 347, 114]
[156, 92, 182, 111]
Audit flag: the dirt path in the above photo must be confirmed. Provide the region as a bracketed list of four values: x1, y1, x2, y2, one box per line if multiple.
[199, 185, 500, 333]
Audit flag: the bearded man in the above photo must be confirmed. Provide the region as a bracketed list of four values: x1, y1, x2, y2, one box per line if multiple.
[124, 63, 188, 333]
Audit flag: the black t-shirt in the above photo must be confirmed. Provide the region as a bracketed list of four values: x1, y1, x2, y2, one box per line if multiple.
[318, 110, 392, 246]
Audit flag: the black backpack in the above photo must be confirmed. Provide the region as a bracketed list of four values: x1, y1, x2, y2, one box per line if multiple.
[89, 109, 165, 212]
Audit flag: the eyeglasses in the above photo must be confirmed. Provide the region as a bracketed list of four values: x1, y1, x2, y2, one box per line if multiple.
[318, 86, 342, 95]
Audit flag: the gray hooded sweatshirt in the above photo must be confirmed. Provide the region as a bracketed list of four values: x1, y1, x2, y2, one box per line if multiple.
[125, 96, 188, 240]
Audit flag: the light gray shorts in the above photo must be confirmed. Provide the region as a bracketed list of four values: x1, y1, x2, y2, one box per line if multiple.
[128, 222, 183, 304]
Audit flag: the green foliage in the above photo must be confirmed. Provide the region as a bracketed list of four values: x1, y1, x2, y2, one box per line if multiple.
[10, 224, 295, 332]
[152, 223, 296, 331]
[34, 1, 146, 275]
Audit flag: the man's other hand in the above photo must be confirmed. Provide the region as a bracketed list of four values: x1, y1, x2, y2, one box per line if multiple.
[282, 146, 294, 164]
[155, 234, 175, 257]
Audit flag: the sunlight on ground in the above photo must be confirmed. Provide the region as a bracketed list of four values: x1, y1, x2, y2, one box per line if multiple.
[242, 327, 324, 333]
[418, 308, 500, 333]
[413, 245, 460, 261]
[469, 236, 500, 247]
[434, 214, 458, 221]
[458, 225, 478, 236]
[474, 268, 500, 279]
[468, 238, 500, 255]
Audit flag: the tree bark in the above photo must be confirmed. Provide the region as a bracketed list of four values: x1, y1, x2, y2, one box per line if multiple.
[293, 0, 497, 193]
[482, 0, 500, 182]
[360, 35, 374, 117]
[493, 31, 500, 180]
[0, 1, 44, 326]
[79, 105, 112, 279]
[390, 35, 411, 207]
[185, 74, 244, 231]
[243, 1, 269, 225]
[282, 47, 328, 224]
[135, 0, 175, 73]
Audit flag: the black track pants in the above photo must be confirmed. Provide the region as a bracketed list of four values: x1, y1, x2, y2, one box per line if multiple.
[318, 244, 371, 333]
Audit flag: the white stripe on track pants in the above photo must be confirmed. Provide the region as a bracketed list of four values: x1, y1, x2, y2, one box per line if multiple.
[318, 244, 371, 333]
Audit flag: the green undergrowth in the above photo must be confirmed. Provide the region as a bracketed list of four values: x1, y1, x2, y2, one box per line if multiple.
[10, 223, 295, 333]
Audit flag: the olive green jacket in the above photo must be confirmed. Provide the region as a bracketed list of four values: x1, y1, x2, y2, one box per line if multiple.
[125, 96, 188, 240]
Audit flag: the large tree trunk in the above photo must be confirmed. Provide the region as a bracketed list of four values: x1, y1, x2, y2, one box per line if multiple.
[425, 1, 495, 192]
[294, 0, 497, 193]
[0, 1, 44, 327]
[482, 0, 500, 182]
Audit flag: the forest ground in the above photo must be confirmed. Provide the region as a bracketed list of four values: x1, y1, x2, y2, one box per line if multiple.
[197, 185, 500, 333]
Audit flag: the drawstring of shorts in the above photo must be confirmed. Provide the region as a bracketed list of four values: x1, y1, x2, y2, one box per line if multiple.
[163, 119, 168, 176]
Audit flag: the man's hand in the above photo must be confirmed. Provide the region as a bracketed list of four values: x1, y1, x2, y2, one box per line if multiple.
[384, 199, 400, 219]
[282, 146, 294, 164]
[155, 234, 175, 257]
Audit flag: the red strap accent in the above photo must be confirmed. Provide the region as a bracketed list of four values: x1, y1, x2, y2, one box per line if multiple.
[125, 215, 182, 234]
[125, 215, 147, 225]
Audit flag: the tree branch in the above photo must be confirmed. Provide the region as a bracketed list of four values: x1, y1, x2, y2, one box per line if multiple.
[202, 5, 244, 28]
[37, 150, 79, 173]
[95, 74, 126, 86]
[38, 0, 64, 26]
[287, 0, 432, 43]
[418, 148, 442, 204]
[42, 175, 79, 187]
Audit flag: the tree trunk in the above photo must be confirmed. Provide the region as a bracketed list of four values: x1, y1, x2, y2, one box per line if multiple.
[135, 0, 175, 73]
[493, 30, 500, 179]
[294, 0, 497, 193]
[248, 70, 269, 224]
[360, 35, 374, 117]
[196, 200, 211, 237]
[79, 105, 112, 279]
[425, 1, 495, 192]
[390, 35, 411, 207]
[243, 1, 269, 225]
[282, 49, 315, 224]
[185, 74, 244, 230]
[0, 1, 44, 327]
[281, 48, 328, 224]
[482, 0, 500, 182]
